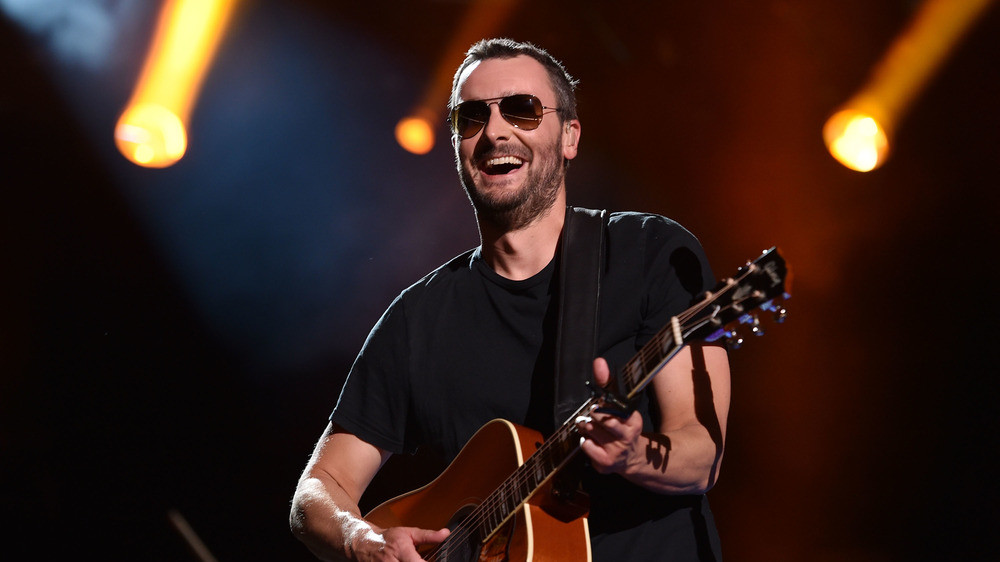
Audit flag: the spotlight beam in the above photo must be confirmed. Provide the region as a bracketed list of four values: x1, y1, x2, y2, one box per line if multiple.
[115, 0, 240, 168]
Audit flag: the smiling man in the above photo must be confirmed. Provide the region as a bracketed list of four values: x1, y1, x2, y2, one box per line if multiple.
[290, 38, 731, 562]
[452, 54, 576, 255]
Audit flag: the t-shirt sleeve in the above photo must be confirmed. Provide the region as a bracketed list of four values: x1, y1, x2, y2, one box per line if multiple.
[634, 214, 716, 346]
[330, 294, 414, 454]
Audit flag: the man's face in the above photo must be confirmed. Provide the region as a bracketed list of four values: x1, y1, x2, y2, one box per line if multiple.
[452, 55, 580, 230]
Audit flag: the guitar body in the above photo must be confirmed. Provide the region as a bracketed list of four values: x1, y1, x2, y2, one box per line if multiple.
[365, 419, 591, 562]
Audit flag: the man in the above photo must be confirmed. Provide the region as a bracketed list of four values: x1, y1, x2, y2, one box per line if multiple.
[290, 38, 731, 561]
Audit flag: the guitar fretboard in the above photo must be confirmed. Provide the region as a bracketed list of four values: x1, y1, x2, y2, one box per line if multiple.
[620, 324, 686, 401]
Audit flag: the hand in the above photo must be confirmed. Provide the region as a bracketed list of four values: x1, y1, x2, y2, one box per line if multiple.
[577, 358, 644, 475]
[356, 526, 450, 562]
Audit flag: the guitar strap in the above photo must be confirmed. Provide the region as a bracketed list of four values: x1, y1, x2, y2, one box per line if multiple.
[551, 206, 607, 506]
[553, 206, 608, 428]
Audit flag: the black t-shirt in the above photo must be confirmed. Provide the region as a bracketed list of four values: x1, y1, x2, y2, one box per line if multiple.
[332, 211, 723, 561]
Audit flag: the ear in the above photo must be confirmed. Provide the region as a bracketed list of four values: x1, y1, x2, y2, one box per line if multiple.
[562, 119, 581, 160]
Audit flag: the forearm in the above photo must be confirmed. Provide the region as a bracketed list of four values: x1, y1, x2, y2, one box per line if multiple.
[619, 425, 724, 495]
[610, 344, 730, 495]
[290, 475, 385, 561]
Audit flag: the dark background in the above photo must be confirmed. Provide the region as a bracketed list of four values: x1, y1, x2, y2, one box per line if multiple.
[3, 0, 998, 560]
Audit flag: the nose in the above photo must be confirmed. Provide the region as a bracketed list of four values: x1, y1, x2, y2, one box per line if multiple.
[481, 101, 512, 141]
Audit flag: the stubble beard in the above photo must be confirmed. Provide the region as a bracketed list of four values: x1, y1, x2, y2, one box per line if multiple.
[458, 138, 565, 232]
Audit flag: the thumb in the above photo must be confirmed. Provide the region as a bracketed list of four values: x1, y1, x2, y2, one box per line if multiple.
[410, 527, 450, 546]
[592, 357, 611, 388]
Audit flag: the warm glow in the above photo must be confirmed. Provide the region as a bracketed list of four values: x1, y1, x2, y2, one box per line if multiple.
[115, 0, 239, 168]
[115, 103, 187, 167]
[823, 110, 889, 172]
[401, 0, 522, 157]
[395, 115, 435, 155]
[823, 0, 994, 172]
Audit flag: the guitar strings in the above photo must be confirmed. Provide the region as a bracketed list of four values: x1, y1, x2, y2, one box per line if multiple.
[422, 416, 588, 560]
[422, 420, 585, 558]
[622, 266, 754, 398]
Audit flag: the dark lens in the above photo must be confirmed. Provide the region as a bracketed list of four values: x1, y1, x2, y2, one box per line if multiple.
[499, 95, 543, 130]
[453, 101, 489, 138]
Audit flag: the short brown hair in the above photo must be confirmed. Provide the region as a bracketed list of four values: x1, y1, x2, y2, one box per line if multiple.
[449, 38, 579, 122]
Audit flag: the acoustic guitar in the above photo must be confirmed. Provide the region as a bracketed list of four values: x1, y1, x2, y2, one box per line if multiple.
[366, 247, 791, 561]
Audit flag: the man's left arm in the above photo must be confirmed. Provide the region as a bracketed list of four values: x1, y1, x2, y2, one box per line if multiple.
[578, 342, 731, 495]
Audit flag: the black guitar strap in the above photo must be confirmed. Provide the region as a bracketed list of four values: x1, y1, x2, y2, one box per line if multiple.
[553, 206, 608, 428]
[550, 206, 607, 506]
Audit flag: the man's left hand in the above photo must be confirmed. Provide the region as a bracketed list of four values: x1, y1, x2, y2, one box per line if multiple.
[577, 358, 645, 475]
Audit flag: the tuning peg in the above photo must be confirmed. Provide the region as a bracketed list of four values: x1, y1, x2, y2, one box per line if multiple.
[736, 313, 765, 337]
[772, 305, 788, 324]
[760, 299, 789, 324]
[725, 330, 744, 349]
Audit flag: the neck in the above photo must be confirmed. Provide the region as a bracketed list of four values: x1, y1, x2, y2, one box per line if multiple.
[477, 191, 566, 281]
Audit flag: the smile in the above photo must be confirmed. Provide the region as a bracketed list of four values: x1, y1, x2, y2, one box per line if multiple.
[481, 155, 525, 175]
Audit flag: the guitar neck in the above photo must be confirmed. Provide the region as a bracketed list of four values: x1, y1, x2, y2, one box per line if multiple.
[617, 323, 686, 402]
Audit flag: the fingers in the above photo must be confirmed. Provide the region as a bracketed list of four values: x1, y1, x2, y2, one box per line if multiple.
[582, 409, 640, 441]
[577, 410, 643, 474]
[579, 433, 621, 474]
[579, 414, 620, 444]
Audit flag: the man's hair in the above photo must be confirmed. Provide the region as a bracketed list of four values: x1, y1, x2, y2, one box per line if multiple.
[448, 38, 579, 122]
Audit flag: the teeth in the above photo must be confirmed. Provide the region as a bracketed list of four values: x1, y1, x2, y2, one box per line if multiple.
[485, 156, 524, 167]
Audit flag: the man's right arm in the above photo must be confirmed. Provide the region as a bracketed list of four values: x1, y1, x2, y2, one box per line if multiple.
[289, 423, 450, 562]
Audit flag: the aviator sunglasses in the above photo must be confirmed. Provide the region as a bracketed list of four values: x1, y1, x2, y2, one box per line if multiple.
[450, 94, 560, 139]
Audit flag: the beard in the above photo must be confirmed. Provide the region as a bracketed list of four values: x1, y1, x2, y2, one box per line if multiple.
[457, 137, 565, 232]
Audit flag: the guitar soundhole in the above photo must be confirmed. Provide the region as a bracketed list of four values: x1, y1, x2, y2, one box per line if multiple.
[429, 504, 515, 562]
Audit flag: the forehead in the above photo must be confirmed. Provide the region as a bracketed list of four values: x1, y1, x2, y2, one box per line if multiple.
[456, 55, 556, 103]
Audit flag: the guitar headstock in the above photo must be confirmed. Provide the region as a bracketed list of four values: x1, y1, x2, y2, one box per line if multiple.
[688, 247, 791, 347]
[613, 247, 792, 402]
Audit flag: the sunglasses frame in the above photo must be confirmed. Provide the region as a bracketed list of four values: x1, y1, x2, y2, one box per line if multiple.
[449, 94, 560, 139]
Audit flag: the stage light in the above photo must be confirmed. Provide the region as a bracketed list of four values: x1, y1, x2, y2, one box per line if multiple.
[823, 0, 994, 172]
[115, 0, 239, 168]
[823, 108, 889, 173]
[395, 111, 436, 155]
[397, 0, 522, 156]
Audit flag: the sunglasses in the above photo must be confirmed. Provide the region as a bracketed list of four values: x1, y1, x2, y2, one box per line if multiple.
[449, 94, 560, 139]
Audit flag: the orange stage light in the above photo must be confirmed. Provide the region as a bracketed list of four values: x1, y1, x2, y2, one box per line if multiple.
[824, 0, 995, 172]
[395, 0, 522, 155]
[395, 109, 436, 156]
[115, 0, 239, 168]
